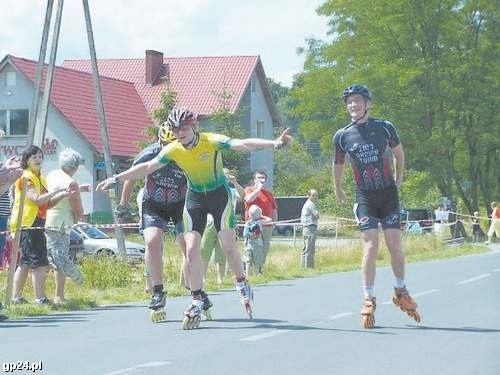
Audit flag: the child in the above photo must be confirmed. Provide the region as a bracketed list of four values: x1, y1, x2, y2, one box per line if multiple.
[471, 211, 481, 243]
[243, 205, 272, 275]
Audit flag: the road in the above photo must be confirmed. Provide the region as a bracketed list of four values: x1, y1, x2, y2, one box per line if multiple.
[2, 247, 499, 375]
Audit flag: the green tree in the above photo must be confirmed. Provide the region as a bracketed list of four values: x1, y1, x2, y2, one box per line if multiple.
[290, 0, 499, 214]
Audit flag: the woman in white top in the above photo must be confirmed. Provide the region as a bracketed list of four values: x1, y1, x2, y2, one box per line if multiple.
[45, 148, 91, 304]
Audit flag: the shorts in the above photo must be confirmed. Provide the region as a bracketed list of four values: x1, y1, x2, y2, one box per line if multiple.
[20, 217, 49, 269]
[184, 185, 235, 235]
[354, 185, 401, 231]
[46, 229, 84, 284]
[141, 199, 184, 235]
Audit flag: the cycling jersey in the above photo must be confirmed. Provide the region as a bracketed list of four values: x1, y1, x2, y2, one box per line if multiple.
[156, 133, 232, 193]
[333, 118, 400, 191]
[134, 142, 187, 205]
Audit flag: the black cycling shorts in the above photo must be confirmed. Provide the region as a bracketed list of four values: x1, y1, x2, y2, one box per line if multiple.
[141, 199, 184, 235]
[354, 185, 401, 231]
[184, 184, 235, 235]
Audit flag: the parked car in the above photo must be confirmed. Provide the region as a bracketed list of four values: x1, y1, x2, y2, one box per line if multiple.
[69, 228, 85, 262]
[72, 224, 145, 263]
[400, 208, 433, 233]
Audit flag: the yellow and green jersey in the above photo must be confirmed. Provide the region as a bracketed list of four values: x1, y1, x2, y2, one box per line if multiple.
[157, 132, 232, 193]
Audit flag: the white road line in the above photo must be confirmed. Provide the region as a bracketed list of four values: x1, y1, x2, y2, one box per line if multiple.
[103, 361, 171, 375]
[329, 312, 355, 320]
[240, 329, 291, 342]
[381, 289, 439, 305]
[456, 274, 490, 285]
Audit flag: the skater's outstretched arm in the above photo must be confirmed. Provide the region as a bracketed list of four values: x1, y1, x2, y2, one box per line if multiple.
[95, 159, 163, 191]
[229, 128, 292, 152]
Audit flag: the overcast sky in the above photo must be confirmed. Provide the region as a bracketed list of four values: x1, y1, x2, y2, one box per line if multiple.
[0, 0, 330, 87]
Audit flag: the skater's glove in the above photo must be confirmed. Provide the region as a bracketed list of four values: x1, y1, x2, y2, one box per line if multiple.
[114, 204, 131, 219]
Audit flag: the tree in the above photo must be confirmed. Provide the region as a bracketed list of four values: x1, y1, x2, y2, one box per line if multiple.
[290, 0, 499, 214]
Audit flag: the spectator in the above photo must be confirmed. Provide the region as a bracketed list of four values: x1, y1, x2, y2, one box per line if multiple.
[300, 189, 319, 268]
[0, 145, 23, 320]
[242, 205, 272, 275]
[244, 169, 277, 271]
[471, 211, 482, 243]
[45, 148, 91, 304]
[486, 201, 500, 244]
[10, 145, 67, 305]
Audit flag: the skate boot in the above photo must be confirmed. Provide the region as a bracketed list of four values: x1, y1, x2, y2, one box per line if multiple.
[236, 279, 253, 319]
[182, 299, 203, 330]
[360, 297, 376, 329]
[392, 286, 421, 323]
[200, 291, 214, 321]
[149, 290, 167, 323]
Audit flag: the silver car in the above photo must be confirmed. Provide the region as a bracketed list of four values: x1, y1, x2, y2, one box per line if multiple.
[72, 224, 145, 263]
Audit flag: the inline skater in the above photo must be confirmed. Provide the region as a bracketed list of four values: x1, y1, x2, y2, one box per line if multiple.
[332, 85, 421, 328]
[97, 106, 292, 329]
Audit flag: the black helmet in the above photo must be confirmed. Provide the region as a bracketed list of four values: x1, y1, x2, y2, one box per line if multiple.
[166, 107, 197, 128]
[342, 85, 372, 103]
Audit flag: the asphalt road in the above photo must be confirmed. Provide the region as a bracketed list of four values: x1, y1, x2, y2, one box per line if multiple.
[2, 246, 499, 375]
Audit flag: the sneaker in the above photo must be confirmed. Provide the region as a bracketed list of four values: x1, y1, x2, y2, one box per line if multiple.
[34, 297, 52, 306]
[11, 296, 29, 305]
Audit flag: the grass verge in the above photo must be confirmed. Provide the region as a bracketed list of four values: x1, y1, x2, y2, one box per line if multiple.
[0, 234, 488, 319]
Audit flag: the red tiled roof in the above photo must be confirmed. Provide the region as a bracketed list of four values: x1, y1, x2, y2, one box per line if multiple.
[62, 56, 260, 117]
[9, 55, 150, 157]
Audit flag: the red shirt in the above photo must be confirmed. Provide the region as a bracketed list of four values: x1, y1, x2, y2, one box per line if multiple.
[244, 186, 277, 220]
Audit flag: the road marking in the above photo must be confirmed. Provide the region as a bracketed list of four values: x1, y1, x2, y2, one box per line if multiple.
[103, 361, 171, 375]
[381, 289, 439, 305]
[493, 269, 500, 272]
[240, 329, 291, 342]
[329, 312, 355, 320]
[456, 274, 490, 285]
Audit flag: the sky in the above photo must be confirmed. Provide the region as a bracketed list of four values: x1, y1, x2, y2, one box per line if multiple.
[0, 0, 330, 87]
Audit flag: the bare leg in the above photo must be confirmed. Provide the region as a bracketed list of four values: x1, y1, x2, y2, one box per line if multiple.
[143, 227, 164, 287]
[54, 270, 66, 302]
[32, 266, 48, 299]
[384, 228, 405, 280]
[218, 229, 244, 279]
[184, 231, 203, 291]
[12, 265, 29, 299]
[361, 229, 379, 294]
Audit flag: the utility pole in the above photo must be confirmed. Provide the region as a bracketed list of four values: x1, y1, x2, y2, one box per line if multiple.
[82, 0, 126, 256]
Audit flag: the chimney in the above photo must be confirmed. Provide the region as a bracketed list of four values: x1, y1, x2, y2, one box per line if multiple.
[145, 50, 164, 86]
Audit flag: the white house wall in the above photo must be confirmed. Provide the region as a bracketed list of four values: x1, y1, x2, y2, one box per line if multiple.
[249, 73, 274, 188]
[0, 63, 95, 214]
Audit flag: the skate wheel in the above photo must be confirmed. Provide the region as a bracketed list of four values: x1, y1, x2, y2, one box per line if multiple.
[408, 310, 421, 323]
[245, 303, 253, 319]
[203, 308, 214, 321]
[150, 308, 167, 323]
[362, 314, 375, 329]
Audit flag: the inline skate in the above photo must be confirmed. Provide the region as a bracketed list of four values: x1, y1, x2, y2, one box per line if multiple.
[360, 297, 376, 329]
[236, 280, 253, 319]
[149, 290, 167, 323]
[392, 286, 421, 323]
[182, 299, 203, 330]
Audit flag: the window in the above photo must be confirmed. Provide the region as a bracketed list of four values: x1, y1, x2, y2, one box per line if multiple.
[251, 75, 256, 93]
[0, 109, 29, 136]
[6, 72, 16, 87]
[256, 120, 264, 138]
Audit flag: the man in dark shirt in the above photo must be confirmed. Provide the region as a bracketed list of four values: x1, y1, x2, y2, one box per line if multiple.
[332, 84, 420, 328]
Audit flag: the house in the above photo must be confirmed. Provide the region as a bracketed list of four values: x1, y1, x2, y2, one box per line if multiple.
[0, 50, 280, 217]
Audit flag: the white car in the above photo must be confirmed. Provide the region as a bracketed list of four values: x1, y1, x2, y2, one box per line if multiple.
[72, 224, 145, 263]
